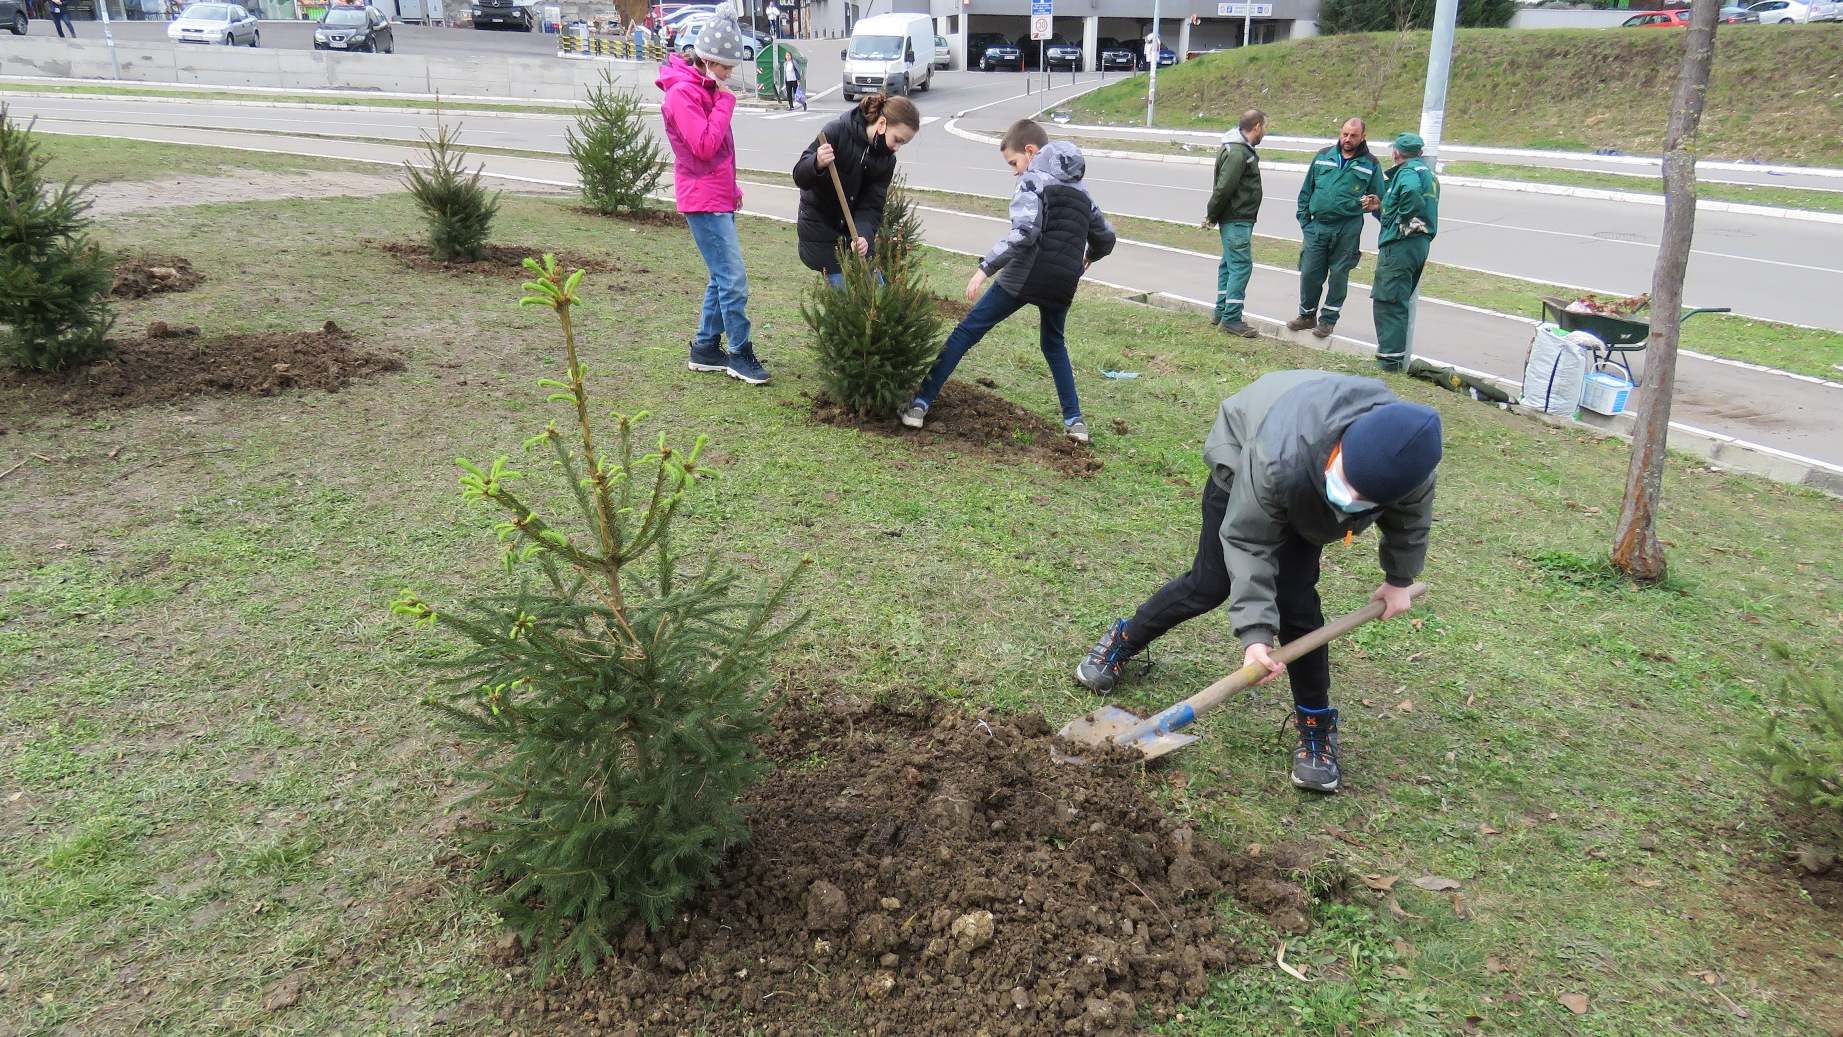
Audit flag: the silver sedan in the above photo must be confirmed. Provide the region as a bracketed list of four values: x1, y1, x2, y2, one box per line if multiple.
[167, 3, 261, 46]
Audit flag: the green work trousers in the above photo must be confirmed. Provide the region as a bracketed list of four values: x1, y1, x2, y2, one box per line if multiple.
[1214, 220, 1254, 324]
[1296, 217, 1363, 327]
[1371, 236, 1431, 370]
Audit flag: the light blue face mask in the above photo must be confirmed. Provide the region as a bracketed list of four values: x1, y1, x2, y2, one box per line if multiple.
[1325, 464, 1374, 514]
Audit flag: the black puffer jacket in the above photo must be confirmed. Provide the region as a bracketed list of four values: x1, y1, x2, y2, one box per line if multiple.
[978, 141, 1116, 308]
[791, 108, 897, 274]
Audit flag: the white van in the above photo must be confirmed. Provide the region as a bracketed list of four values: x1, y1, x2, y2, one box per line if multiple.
[841, 13, 934, 99]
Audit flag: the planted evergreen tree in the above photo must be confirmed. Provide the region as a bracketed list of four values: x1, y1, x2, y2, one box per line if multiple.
[569, 70, 664, 217]
[1756, 646, 1843, 822]
[802, 234, 942, 418]
[393, 256, 805, 976]
[401, 121, 500, 263]
[0, 106, 115, 373]
[876, 173, 925, 262]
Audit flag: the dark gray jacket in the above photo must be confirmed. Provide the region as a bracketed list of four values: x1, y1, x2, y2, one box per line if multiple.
[1202, 370, 1436, 649]
[978, 141, 1116, 307]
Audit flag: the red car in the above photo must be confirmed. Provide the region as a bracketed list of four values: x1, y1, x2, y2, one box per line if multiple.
[1620, 8, 1692, 25]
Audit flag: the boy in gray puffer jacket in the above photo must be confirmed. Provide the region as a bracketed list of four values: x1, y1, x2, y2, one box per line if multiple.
[901, 120, 1116, 443]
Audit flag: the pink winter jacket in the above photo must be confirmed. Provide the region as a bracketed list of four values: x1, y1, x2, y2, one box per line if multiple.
[656, 55, 741, 214]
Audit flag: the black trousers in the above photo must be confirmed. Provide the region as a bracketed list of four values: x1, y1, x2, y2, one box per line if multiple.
[1128, 476, 1332, 710]
[784, 81, 798, 108]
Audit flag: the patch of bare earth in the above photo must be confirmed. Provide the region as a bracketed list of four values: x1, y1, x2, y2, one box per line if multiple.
[112, 254, 204, 298]
[1, 321, 403, 415]
[86, 170, 407, 216]
[810, 379, 1102, 478]
[487, 695, 1324, 1037]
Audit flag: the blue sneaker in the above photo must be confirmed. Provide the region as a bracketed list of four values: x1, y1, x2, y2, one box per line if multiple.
[688, 339, 726, 373]
[1291, 706, 1342, 793]
[726, 344, 771, 385]
[1074, 619, 1140, 693]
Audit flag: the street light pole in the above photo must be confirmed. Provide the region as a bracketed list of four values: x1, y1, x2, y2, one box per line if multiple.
[97, 0, 122, 79]
[1144, 0, 1159, 127]
[1399, 0, 1457, 367]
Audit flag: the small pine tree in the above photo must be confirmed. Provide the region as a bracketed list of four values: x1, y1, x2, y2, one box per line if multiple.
[1756, 647, 1843, 821]
[393, 256, 805, 976]
[802, 230, 942, 418]
[401, 121, 500, 263]
[876, 174, 925, 262]
[570, 70, 664, 217]
[0, 107, 115, 373]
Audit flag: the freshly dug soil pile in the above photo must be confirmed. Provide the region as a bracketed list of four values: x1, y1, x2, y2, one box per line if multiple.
[811, 380, 1102, 478]
[934, 295, 972, 322]
[523, 696, 1318, 1037]
[111, 254, 205, 298]
[369, 241, 634, 277]
[1, 321, 403, 415]
[574, 205, 684, 229]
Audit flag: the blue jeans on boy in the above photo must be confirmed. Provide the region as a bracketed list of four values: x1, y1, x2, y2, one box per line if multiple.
[913, 284, 1081, 423]
[685, 212, 750, 354]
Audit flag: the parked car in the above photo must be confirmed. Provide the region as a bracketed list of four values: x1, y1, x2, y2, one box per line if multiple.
[167, 3, 260, 46]
[1011, 35, 1044, 69]
[1148, 43, 1176, 68]
[1620, 9, 1690, 25]
[1719, 4, 1761, 20]
[933, 33, 950, 69]
[967, 31, 1008, 68]
[1808, 0, 1843, 19]
[2, 0, 27, 36]
[315, 5, 394, 52]
[1748, 0, 1809, 20]
[471, 0, 537, 30]
[1097, 36, 1137, 71]
[977, 35, 1021, 71]
[1043, 36, 1082, 70]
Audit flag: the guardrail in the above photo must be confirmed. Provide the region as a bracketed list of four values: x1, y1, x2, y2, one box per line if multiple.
[557, 35, 669, 61]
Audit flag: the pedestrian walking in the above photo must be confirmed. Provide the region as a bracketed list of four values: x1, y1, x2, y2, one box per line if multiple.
[1206, 109, 1264, 339]
[1288, 117, 1383, 339]
[1073, 370, 1442, 794]
[791, 93, 921, 286]
[657, 3, 773, 385]
[901, 120, 1117, 444]
[47, 0, 77, 37]
[1371, 132, 1440, 372]
[781, 51, 800, 110]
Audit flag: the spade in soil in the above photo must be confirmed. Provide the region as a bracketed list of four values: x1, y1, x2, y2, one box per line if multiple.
[1056, 584, 1427, 763]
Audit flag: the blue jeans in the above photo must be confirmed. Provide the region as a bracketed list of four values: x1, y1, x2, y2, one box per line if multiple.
[685, 212, 750, 353]
[913, 284, 1081, 423]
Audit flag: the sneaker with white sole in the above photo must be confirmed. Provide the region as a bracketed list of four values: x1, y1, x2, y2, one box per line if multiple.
[687, 339, 727, 373]
[1065, 418, 1090, 444]
[726, 345, 771, 385]
[899, 401, 927, 429]
[1291, 706, 1342, 793]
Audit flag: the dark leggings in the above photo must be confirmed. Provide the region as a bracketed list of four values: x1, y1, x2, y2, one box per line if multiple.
[1127, 476, 1331, 710]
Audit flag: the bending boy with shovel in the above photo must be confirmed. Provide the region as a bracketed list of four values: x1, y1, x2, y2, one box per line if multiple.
[1072, 370, 1443, 793]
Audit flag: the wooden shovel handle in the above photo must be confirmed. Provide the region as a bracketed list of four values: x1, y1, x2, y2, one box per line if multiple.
[818, 132, 861, 243]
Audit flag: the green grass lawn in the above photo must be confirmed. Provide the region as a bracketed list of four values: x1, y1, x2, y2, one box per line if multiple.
[3, 144, 1842, 1036]
[32, 133, 369, 183]
[1070, 26, 1843, 167]
[874, 182, 1843, 382]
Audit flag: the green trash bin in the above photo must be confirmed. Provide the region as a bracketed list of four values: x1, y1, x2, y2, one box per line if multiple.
[758, 43, 807, 99]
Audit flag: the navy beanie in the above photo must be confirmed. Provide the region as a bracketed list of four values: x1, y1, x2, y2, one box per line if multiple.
[1340, 402, 1443, 504]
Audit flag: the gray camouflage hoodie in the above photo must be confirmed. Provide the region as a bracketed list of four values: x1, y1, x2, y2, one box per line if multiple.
[1202, 370, 1436, 649]
[978, 141, 1116, 303]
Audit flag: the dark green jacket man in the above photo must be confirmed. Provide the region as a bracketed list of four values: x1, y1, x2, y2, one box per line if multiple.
[1290, 139, 1383, 335]
[1371, 133, 1440, 370]
[1206, 119, 1265, 334]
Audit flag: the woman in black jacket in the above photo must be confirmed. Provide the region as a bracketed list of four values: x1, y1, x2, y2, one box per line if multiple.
[791, 93, 922, 285]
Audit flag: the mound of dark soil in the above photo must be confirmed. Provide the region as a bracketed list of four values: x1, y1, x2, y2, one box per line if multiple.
[933, 295, 972, 322]
[369, 241, 636, 277]
[111, 254, 204, 298]
[517, 696, 1319, 1037]
[1, 321, 403, 414]
[811, 380, 1102, 478]
[572, 205, 684, 228]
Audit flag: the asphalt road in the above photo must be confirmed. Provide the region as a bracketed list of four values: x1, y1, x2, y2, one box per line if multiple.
[29, 18, 582, 56]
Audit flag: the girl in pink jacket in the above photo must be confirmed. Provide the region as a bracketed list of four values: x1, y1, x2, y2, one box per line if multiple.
[656, 5, 770, 385]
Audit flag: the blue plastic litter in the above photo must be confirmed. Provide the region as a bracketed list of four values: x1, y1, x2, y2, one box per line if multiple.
[1102, 370, 1139, 379]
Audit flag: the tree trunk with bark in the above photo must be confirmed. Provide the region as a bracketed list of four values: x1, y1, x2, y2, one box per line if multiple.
[1611, 0, 1719, 584]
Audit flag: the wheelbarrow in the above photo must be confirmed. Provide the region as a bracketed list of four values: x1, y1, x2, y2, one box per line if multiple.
[1538, 297, 1730, 385]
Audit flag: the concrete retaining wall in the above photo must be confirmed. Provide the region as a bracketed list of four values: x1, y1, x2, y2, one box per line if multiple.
[0, 37, 653, 98]
[1508, 9, 1637, 29]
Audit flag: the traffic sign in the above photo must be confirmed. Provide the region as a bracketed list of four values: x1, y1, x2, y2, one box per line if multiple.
[1030, 0, 1052, 14]
[1216, 3, 1272, 14]
[1030, 14, 1052, 39]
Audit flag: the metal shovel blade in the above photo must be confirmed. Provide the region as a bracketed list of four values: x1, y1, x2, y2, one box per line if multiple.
[1054, 705, 1201, 763]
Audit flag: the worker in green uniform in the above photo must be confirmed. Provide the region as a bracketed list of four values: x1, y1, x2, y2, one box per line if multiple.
[1206, 109, 1265, 339]
[1371, 132, 1439, 372]
[1288, 118, 1383, 340]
